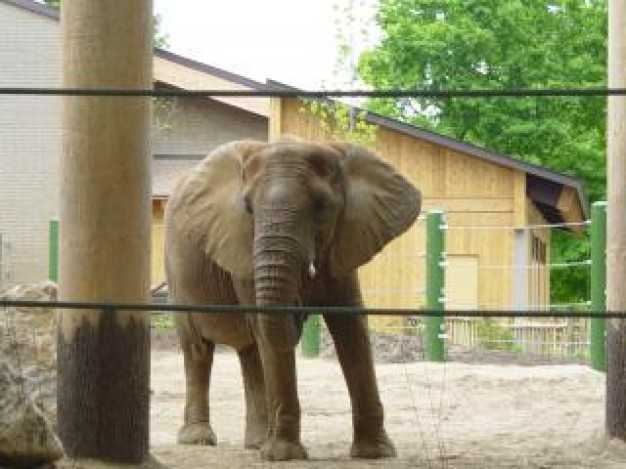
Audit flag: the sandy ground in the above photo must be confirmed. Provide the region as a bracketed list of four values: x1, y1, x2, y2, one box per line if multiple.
[147, 344, 626, 468]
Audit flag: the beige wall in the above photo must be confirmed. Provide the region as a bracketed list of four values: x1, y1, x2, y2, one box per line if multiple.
[0, 3, 61, 287]
[153, 94, 267, 155]
[151, 200, 166, 285]
[527, 202, 551, 310]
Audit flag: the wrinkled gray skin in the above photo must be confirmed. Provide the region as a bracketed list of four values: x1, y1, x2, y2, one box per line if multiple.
[164, 139, 421, 461]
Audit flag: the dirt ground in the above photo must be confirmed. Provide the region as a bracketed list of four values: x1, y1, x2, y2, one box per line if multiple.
[146, 336, 626, 469]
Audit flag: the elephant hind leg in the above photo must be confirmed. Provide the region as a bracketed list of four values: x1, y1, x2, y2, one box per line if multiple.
[238, 345, 268, 449]
[178, 339, 217, 446]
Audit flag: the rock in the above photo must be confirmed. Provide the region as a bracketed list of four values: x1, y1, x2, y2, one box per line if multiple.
[0, 281, 63, 466]
[0, 360, 64, 467]
[0, 281, 58, 426]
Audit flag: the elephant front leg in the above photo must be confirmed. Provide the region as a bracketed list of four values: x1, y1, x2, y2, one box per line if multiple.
[253, 316, 307, 461]
[259, 348, 307, 460]
[325, 313, 397, 458]
[238, 345, 269, 449]
[178, 340, 217, 446]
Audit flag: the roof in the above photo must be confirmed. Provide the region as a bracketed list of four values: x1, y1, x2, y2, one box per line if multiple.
[6, 0, 59, 20]
[153, 50, 269, 116]
[154, 49, 267, 92]
[368, 107, 589, 222]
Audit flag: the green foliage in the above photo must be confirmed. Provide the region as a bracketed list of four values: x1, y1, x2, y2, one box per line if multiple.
[153, 96, 177, 132]
[300, 99, 378, 147]
[152, 13, 170, 49]
[151, 312, 175, 331]
[357, 0, 607, 303]
[330, 0, 378, 89]
[476, 319, 521, 353]
[550, 230, 591, 304]
[403, 316, 423, 336]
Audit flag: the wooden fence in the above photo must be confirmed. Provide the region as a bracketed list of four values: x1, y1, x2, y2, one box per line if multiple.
[445, 317, 590, 359]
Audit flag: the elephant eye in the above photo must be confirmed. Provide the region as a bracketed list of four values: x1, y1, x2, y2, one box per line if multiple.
[243, 196, 253, 215]
[312, 197, 325, 216]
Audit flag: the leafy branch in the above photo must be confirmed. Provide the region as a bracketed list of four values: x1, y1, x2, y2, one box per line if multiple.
[300, 99, 377, 148]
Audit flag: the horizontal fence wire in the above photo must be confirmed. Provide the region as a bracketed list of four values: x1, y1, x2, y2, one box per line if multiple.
[444, 260, 592, 270]
[1, 87, 625, 99]
[0, 299, 622, 318]
[444, 220, 591, 231]
[445, 301, 591, 310]
[373, 252, 427, 259]
[362, 289, 426, 295]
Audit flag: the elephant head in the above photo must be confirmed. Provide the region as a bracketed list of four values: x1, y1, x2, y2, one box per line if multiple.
[174, 139, 421, 309]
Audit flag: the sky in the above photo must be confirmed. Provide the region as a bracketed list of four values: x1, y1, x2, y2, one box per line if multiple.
[153, 0, 379, 90]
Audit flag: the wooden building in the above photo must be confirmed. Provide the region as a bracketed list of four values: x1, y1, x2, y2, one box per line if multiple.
[268, 91, 588, 320]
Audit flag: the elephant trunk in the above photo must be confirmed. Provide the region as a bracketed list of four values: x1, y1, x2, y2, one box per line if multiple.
[253, 211, 305, 306]
[253, 210, 309, 349]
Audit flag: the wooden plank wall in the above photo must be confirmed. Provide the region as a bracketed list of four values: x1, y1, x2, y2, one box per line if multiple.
[151, 200, 166, 285]
[273, 98, 523, 328]
[527, 202, 550, 310]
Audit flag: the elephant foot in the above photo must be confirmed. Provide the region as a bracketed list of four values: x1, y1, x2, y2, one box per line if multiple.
[350, 431, 397, 459]
[260, 437, 308, 461]
[244, 421, 267, 449]
[177, 422, 217, 446]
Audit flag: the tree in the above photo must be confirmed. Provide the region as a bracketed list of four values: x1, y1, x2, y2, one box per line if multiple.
[358, 0, 608, 304]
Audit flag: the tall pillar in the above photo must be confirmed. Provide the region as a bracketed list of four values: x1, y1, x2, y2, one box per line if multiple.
[58, 0, 152, 462]
[606, 0, 626, 441]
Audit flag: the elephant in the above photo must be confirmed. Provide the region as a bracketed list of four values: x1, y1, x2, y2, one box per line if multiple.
[164, 138, 421, 461]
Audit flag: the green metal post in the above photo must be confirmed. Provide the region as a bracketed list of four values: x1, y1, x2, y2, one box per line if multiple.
[49, 218, 59, 282]
[426, 210, 446, 361]
[301, 314, 321, 358]
[590, 201, 607, 371]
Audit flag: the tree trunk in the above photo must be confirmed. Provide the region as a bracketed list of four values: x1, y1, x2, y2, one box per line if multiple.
[57, 0, 152, 463]
[606, 0, 626, 440]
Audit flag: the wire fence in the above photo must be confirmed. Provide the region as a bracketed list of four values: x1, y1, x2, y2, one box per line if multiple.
[2, 86, 626, 98]
[0, 208, 602, 364]
[0, 299, 619, 318]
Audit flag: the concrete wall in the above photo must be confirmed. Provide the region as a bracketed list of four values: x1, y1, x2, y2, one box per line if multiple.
[0, 3, 61, 287]
[153, 95, 267, 155]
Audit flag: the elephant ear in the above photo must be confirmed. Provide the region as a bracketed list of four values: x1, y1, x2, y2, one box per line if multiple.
[329, 144, 422, 277]
[178, 140, 265, 279]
